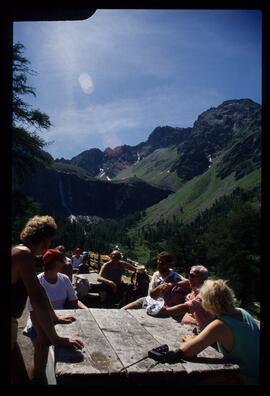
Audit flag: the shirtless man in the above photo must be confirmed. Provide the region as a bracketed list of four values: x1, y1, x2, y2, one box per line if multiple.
[11, 215, 84, 384]
[97, 250, 138, 306]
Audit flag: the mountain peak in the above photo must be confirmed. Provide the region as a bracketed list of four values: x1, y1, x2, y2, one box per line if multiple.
[147, 125, 191, 149]
[219, 98, 260, 107]
[104, 146, 124, 157]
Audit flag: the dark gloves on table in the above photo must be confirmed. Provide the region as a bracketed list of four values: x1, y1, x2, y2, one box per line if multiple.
[163, 349, 185, 363]
[148, 345, 185, 363]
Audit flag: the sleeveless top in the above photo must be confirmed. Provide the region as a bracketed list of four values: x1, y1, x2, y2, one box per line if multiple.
[11, 278, 28, 319]
[218, 308, 260, 384]
[102, 263, 125, 284]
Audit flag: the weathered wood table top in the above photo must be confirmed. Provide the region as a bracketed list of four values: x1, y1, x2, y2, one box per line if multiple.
[76, 271, 100, 284]
[75, 272, 131, 288]
[51, 308, 240, 385]
[74, 272, 100, 286]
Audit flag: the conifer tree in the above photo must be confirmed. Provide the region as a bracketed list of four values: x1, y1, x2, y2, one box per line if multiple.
[12, 42, 52, 186]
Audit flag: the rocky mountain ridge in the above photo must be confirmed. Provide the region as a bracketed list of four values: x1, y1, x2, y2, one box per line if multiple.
[21, 98, 261, 218]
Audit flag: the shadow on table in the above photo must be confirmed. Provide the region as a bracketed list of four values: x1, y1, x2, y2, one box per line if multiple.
[55, 346, 85, 363]
[185, 356, 226, 365]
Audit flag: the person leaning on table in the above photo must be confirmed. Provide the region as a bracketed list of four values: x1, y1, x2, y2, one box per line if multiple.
[165, 279, 260, 385]
[11, 215, 84, 384]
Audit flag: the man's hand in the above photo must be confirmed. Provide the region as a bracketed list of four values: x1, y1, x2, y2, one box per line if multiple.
[55, 314, 76, 324]
[54, 336, 84, 349]
[158, 283, 173, 293]
[109, 281, 117, 293]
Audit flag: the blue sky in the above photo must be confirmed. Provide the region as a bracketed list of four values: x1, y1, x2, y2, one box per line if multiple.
[14, 9, 262, 160]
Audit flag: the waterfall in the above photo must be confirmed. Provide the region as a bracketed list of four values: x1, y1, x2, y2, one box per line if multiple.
[135, 152, 141, 164]
[208, 155, 213, 169]
[58, 174, 72, 214]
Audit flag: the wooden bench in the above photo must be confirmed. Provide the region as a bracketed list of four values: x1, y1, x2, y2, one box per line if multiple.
[48, 309, 240, 385]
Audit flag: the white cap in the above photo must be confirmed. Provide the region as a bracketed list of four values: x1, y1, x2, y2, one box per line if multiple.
[146, 298, 165, 316]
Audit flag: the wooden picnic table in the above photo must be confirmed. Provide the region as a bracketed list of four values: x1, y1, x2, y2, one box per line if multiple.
[74, 272, 100, 287]
[75, 272, 131, 290]
[48, 308, 240, 385]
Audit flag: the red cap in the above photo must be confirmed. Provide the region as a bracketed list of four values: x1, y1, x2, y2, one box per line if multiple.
[43, 249, 65, 265]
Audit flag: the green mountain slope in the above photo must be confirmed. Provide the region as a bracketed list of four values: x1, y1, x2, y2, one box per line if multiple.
[136, 160, 261, 228]
[113, 146, 182, 191]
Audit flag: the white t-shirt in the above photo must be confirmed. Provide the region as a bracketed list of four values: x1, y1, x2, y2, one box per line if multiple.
[27, 272, 78, 311]
[148, 270, 184, 294]
[71, 255, 83, 268]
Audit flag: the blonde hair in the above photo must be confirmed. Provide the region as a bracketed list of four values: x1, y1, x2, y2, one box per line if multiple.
[20, 215, 57, 245]
[199, 279, 236, 317]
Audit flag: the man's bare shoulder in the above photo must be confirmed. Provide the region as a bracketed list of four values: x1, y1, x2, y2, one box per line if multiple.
[12, 245, 35, 281]
[12, 245, 31, 257]
[98, 261, 110, 274]
[12, 245, 34, 266]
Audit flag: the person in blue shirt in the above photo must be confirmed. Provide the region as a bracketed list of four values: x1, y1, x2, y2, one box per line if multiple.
[168, 279, 260, 384]
[122, 251, 190, 310]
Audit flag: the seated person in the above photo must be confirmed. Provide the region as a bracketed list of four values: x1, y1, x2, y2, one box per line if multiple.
[56, 245, 73, 282]
[122, 251, 190, 310]
[130, 266, 150, 298]
[71, 248, 83, 273]
[78, 255, 90, 274]
[121, 266, 150, 306]
[160, 265, 214, 330]
[97, 250, 137, 306]
[168, 279, 260, 385]
[24, 249, 88, 382]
